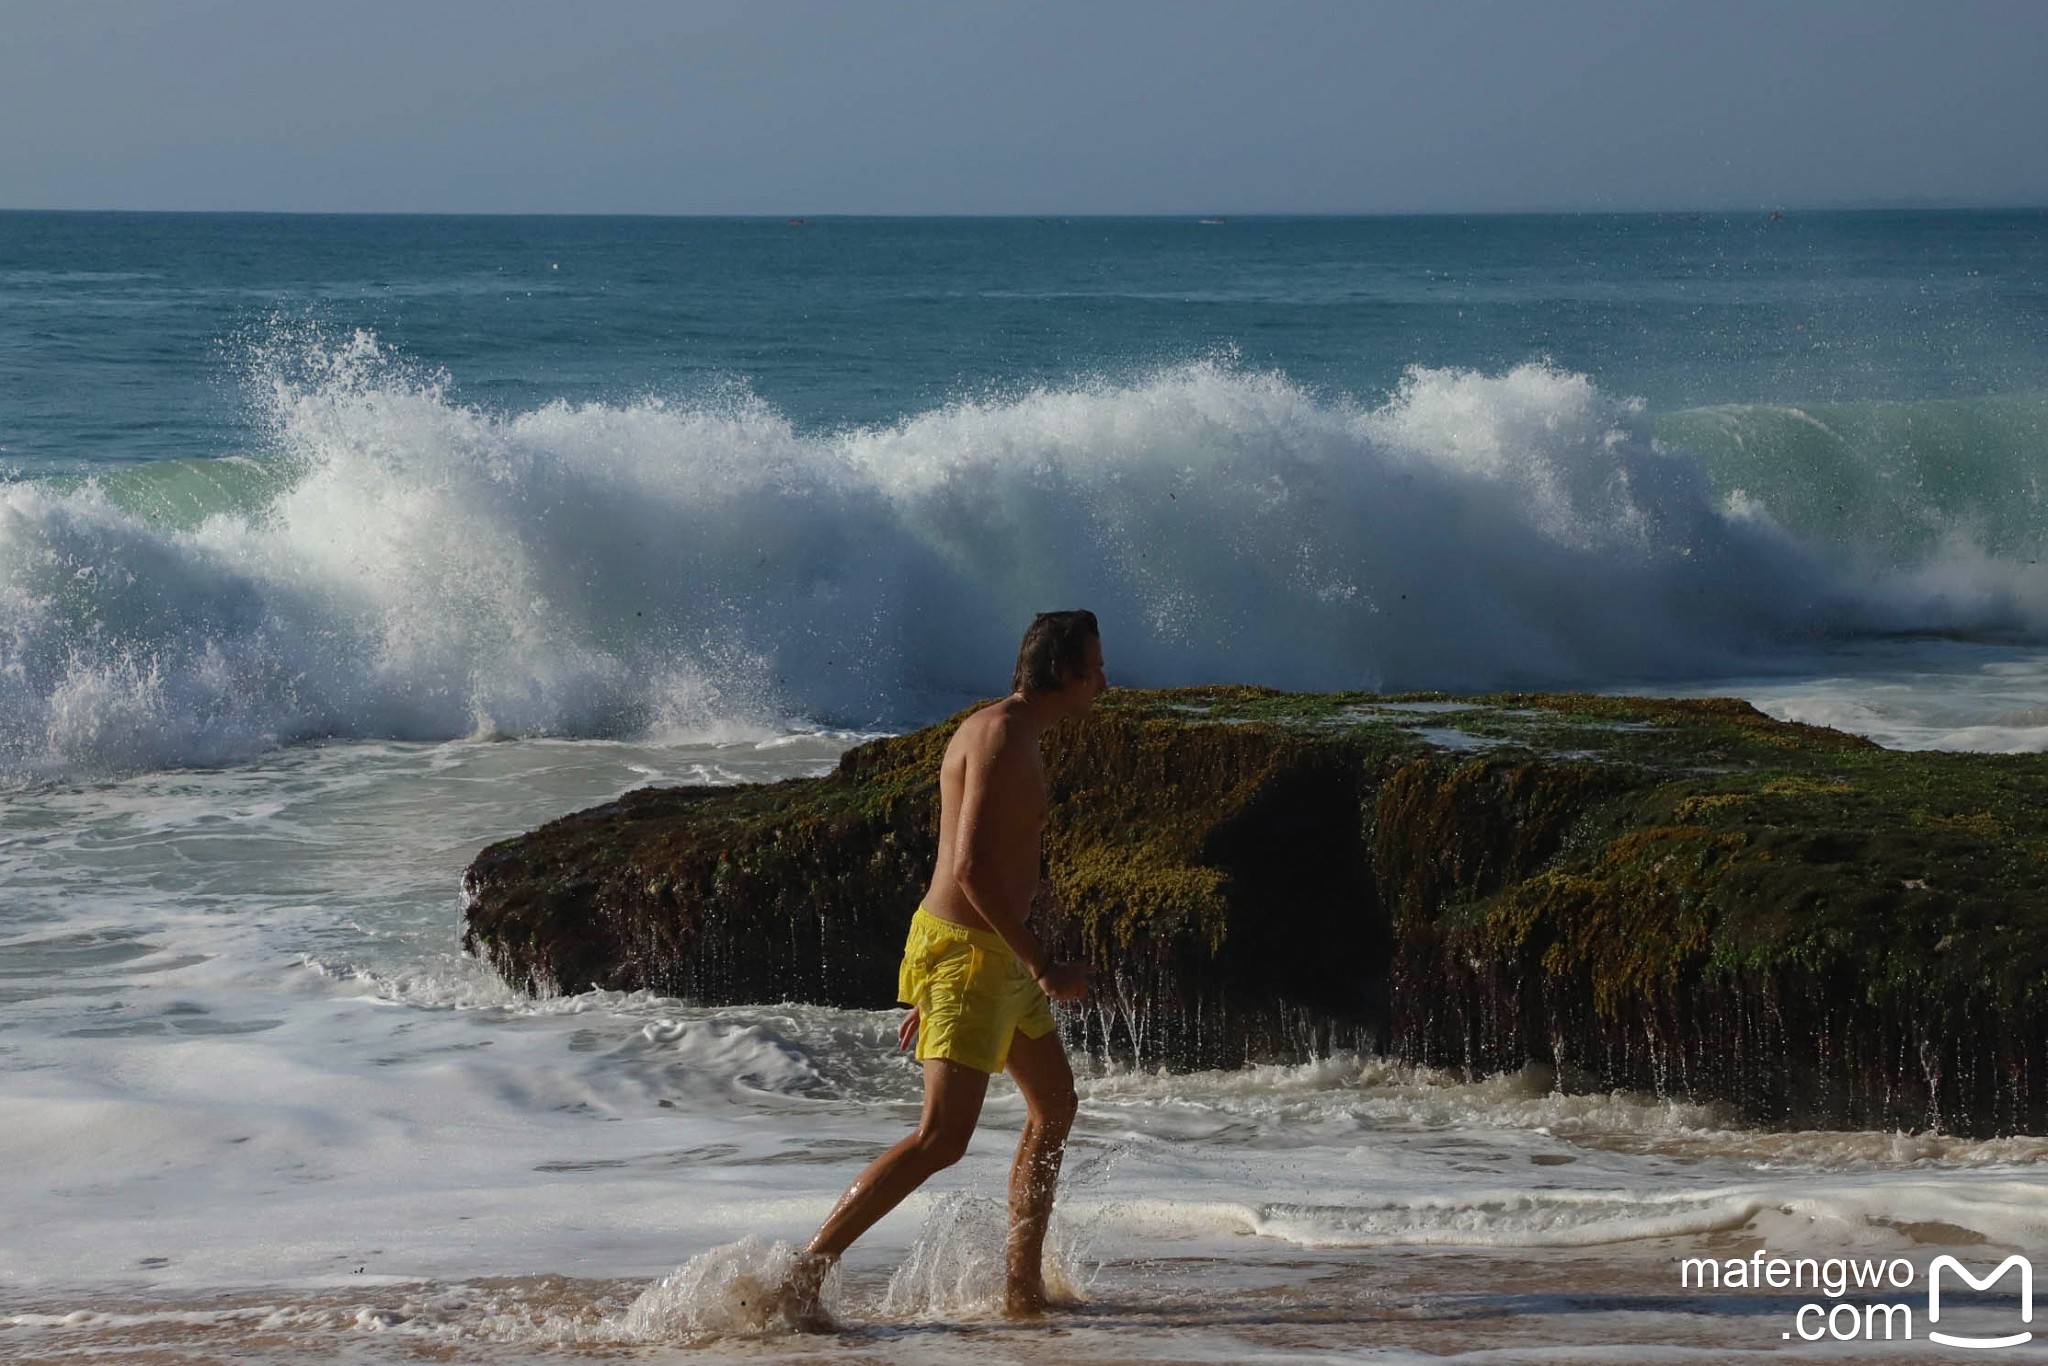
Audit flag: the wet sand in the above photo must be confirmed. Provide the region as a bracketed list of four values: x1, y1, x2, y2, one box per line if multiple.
[4, 1240, 1993, 1364]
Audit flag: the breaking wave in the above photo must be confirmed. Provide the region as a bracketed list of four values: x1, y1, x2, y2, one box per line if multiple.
[3, 329, 2044, 779]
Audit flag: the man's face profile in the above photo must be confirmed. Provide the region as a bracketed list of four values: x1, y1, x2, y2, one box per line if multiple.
[1064, 636, 1107, 707]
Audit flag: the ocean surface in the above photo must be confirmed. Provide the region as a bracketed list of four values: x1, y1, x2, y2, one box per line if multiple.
[4, 210, 2048, 1361]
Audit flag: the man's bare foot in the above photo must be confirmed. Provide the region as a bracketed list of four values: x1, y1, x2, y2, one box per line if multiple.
[776, 1251, 838, 1333]
[1003, 1281, 1049, 1320]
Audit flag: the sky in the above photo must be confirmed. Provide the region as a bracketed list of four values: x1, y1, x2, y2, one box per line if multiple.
[3, 0, 2044, 215]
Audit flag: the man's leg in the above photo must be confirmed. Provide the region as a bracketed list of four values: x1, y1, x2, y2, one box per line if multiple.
[1000, 1027, 1079, 1317]
[784, 1057, 990, 1323]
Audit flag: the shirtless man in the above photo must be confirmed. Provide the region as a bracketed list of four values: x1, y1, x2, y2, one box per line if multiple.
[785, 610, 1104, 1322]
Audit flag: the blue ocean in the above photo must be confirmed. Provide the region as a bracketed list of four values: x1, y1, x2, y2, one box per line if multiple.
[5, 211, 2048, 1359]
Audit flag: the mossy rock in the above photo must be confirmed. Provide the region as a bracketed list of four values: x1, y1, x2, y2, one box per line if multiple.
[463, 686, 2048, 1134]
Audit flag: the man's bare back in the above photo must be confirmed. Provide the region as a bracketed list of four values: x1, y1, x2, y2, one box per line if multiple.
[923, 699, 1047, 931]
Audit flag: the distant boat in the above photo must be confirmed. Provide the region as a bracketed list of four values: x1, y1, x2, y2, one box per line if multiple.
[787, 218, 810, 226]
[1199, 217, 1227, 225]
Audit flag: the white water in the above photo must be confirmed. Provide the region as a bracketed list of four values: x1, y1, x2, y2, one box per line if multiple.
[6, 730, 2048, 1362]
[1636, 640, 2048, 751]
[8, 335, 2048, 781]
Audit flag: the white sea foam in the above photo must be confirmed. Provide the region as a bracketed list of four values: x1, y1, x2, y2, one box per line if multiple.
[7, 331, 2045, 779]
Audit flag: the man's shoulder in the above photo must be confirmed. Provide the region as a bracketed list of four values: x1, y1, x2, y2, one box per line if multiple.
[952, 698, 1033, 757]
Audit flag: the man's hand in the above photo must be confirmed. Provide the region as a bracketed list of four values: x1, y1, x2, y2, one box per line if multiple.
[1034, 961, 1095, 1003]
[897, 1005, 920, 1053]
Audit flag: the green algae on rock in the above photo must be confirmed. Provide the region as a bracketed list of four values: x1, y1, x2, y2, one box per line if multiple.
[461, 687, 2048, 1136]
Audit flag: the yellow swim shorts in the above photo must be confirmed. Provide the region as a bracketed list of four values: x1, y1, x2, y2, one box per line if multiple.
[897, 906, 1057, 1075]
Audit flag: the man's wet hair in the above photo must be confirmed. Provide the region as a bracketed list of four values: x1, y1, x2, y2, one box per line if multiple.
[1012, 610, 1099, 695]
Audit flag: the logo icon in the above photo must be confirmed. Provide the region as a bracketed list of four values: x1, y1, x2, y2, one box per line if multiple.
[1928, 1254, 2033, 1350]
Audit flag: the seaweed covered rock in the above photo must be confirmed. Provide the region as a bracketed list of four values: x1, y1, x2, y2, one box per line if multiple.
[462, 688, 1390, 1067]
[462, 687, 2048, 1134]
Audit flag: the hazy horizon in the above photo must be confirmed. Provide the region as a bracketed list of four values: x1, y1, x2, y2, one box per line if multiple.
[5, 200, 2044, 220]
